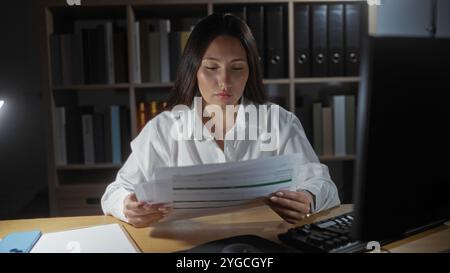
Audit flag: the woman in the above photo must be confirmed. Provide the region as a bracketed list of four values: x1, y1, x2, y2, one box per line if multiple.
[101, 13, 340, 228]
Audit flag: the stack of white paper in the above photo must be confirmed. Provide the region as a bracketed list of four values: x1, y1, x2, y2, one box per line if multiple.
[30, 223, 140, 253]
[134, 154, 302, 222]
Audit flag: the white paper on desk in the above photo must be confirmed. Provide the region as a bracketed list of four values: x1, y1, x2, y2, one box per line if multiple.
[30, 223, 139, 253]
[135, 154, 302, 222]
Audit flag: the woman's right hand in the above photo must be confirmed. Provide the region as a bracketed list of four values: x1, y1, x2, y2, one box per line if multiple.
[123, 193, 172, 228]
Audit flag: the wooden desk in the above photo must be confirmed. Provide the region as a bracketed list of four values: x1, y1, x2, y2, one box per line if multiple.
[1, 204, 449, 253]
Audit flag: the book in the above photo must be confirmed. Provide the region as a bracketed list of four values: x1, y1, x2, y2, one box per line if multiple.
[333, 95, 346, 156]
[312, 102, 323, 155]
[54, 107, 67, 165]
[159, 20, 171, 83]
[345, 95, 356, 155]
[82, 114, 95, 165]
[322, 107, 333, 156]
[110, 105, 122, 164]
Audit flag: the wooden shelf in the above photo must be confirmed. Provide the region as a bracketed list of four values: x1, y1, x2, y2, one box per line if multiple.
[56, 164, 123, 170]
[263, 79, 290, 85]
[41, 0, 367, 216]
[294, 77, 360, 84]
[134, 82, 174, 88]
[134, 79, 291, 88]
[53, 84, 130, 90]
[319, 155, 356, 161]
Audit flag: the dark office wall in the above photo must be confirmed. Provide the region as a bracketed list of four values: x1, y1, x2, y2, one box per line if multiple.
[376, 0, 450, 38]
[376, 0, 433, 37]
[0, 0, 48, 219]
[437, 0, 450, 38]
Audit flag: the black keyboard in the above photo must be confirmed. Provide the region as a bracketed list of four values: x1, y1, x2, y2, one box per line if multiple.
[278, 213, 367, 253]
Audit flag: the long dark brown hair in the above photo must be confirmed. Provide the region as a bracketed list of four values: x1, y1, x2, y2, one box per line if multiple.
[166, 13, 267, 109]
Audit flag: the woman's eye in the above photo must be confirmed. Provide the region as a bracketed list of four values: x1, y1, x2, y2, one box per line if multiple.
[232, 67, 244, 71]
[206, 66, 218, 70]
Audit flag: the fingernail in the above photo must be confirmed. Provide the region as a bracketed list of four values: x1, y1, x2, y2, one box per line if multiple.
[158, 207, 168, 213]
[270, 196, 278, 202]
[276, 192, 284, 197]
[162, 210, 170, 216]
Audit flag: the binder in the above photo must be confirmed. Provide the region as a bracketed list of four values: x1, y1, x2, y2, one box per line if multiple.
[72, 33, 85, 85]
[265, 5, 286, 78]
[159, 20, 171, 83]
[345, 3, 361, 76]
[139, 20, 151, 83]
[246, 5, 265, 78]
[0, 230, 41, 253]
[294, 4, 311, 78]
[133, 22, 141, 83]
[345, 95, 356, 155]
[169, 31, 181, 82]
[120, 106, 131, 162]
[333, 96, 346, 156]
[149, 32, 161, 83]
[103, 107, 113, 163]
[93, 113, 106, 163]
[110, 105, 122, 164]
[312, 102, 323, 155]
[82, 114, 95, 165]
[322, 107, 333, 156]
[294, 95, 313, 144]
[312, 4, 328, 77]
[49, 34, 62, 85]
[54, 107, 67, 165]
[113, 30, 128, 83]
[60, 34, 73, 85]
[65, 106, 88, 164]
[328, 4, 344, 76]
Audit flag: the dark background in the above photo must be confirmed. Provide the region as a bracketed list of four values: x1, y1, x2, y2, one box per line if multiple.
[0, 0, 48, 219]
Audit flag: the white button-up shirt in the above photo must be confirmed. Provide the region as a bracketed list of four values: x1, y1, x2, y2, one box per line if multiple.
[101, 97, 340, 222]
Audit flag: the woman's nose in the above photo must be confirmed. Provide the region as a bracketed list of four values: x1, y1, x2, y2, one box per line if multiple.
[218, 69, 232, 89]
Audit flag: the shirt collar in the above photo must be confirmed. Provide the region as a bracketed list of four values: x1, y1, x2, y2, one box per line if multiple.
[182, 96, 252, 140]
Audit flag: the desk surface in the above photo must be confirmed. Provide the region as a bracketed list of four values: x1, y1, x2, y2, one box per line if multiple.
[1, 204, 449, 253]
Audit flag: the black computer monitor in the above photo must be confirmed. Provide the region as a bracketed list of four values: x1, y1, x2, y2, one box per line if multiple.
[352, 36, 450, 242]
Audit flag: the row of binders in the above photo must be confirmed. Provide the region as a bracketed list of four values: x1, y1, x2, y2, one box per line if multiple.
[296, 95, 356, 157]
[216, 3, 363, 78]
[215, 4, 287, 79]
[50, 20, 128, 86]
[294, 3, 363, 77]
[54, 105, 131, 165]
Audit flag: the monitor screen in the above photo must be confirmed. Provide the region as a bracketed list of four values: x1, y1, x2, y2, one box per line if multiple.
[352, 36, 450, 242]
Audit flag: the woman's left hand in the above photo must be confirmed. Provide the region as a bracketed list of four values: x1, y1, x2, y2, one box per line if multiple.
[267, 190, 314, 224]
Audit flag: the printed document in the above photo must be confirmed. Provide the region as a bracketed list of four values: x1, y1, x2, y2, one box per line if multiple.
[134, 154, 302, 222]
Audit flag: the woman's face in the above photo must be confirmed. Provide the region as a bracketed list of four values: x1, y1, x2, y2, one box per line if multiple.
[197, 35, 249, 109]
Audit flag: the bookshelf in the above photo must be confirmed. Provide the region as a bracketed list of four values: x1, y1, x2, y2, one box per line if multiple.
[39, 0, 369, 216]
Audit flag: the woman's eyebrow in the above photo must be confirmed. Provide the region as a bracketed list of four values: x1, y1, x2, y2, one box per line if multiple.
[203, 57, 247, 62]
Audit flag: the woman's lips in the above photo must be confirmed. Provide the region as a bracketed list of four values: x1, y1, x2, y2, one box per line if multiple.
[215, 91, 232, 98]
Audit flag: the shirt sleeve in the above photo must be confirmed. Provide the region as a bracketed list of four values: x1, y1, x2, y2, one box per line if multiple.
[277, 112, 341, 212]
[101, 120, 171, 222]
